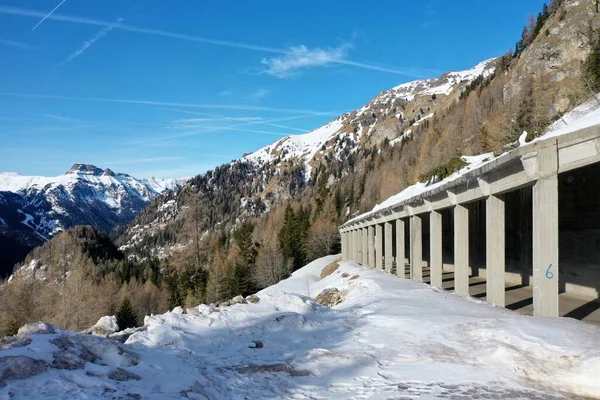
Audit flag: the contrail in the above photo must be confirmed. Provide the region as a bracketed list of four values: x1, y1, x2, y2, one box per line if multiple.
[162, 107, 308, 132]
[0, 38, 35, 50]
[0, 6, 427, 77]
[57, 19, 122, 67]
[31, 0, 67, 31]
[0, 92, 342, 116]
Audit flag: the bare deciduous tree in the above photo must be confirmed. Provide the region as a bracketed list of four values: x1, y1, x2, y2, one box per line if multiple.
[307, 220, 340, 260]
[254, 244, 289, 288]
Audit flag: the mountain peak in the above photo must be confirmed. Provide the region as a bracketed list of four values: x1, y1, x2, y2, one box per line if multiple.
[66, 164, 104, 176]
[102, 168, 116, 177]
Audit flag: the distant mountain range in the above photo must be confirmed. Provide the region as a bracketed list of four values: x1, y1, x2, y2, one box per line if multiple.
[0, 164, 186, 278]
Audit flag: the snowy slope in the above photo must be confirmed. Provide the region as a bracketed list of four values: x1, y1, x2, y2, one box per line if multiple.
[390, 58, 497, 100]
[241, 59, 497, 170]
[242, 119, 344, 178]
[2, 256, 599, 399]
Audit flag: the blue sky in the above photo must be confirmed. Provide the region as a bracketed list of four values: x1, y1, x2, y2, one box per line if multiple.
[0, 0, 546, 178]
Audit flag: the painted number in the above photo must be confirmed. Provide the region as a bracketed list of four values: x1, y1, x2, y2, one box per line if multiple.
[545, 264, 554, 279]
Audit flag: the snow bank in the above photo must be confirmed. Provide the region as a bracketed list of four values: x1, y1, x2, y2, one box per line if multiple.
[1, 256, 599, 398]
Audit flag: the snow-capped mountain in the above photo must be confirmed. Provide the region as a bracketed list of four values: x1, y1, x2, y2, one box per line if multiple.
[0, 164, 186, 277]
[119, 59, 498, 258]
[242, 58, 497, 175]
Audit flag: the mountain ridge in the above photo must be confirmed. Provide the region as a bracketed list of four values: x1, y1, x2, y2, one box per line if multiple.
[0, 164, 187, 278]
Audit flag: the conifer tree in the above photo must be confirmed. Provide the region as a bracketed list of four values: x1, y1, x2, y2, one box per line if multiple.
[583, 34, 600, 92]
[116, 297, 138, 331]
[233, 221, 258, 266]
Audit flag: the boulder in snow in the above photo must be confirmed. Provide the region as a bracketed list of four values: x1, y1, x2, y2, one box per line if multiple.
[51, 333, 140, 367]
[172, 306, 184, 314]
[246, 295, 260, 304]
[51, 351, 85, 370]
[108, 367, 142, 382]
[236, 363, 310, 377]
[17, 322, 56, 336]
[0, 335, 32, 350]
[0, 356, 48, 387]
[85, 315, 119, 337]
[230, 295, 247, 305]
[315, 288, 345, 308]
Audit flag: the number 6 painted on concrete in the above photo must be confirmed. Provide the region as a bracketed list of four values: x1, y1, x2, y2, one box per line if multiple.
[546, 264, 554, 279]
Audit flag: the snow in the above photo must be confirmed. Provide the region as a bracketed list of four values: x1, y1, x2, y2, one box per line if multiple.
[243, 119, 344, 175]
[534, 96, 600, 143]
[0, 171, 184, 202]
[2, 255, 599, 399]
[17, 209, 49, 241]
[391, 58, 497, 99]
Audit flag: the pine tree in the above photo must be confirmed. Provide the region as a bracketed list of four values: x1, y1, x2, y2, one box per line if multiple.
[116, 297, 138, 330]
[233, 221, 258, 266]
[583, 34, 600, 92]
[3, 318, 21, 337]
[229, 264, 251, 297]
[278, 204, 296, 263]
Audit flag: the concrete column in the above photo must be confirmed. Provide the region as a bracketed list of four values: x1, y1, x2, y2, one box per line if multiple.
[411, 215, 423, 282]
[340, 231, 346, 259]
[355, 229, 358, 263]
[454, 204, 470, 296]
[343, 232, 348, 259]
[375, 224, 383, 270]
[367, 225, 375, 268]
[361, 228, 368, 265]
[384, 221, 393, 273]
[486, 194, 505, 307]
[351, 230, 357, 261]
[533, 146, 559, 317]
[396, 219, 406, 278]
[430, 210, 443, 288]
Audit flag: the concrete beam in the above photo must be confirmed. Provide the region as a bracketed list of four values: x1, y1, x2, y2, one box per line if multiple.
[453, 204, 470, 296]
[430, 210, 443, 288]
[533, 145, 559, 317]
[384, 221, 393, 273]
[361, 228, 368, 265]
[486, 194, 505, 307]
[411, 215, 423, 282]
[375, 224, 383, 270]
[396, 219, 406, 278]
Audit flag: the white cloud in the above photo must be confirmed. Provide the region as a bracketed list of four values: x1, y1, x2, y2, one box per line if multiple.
[260, 44, 351, 78]
[42, 113, 78, 121]
[251, 88, 269, 100]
